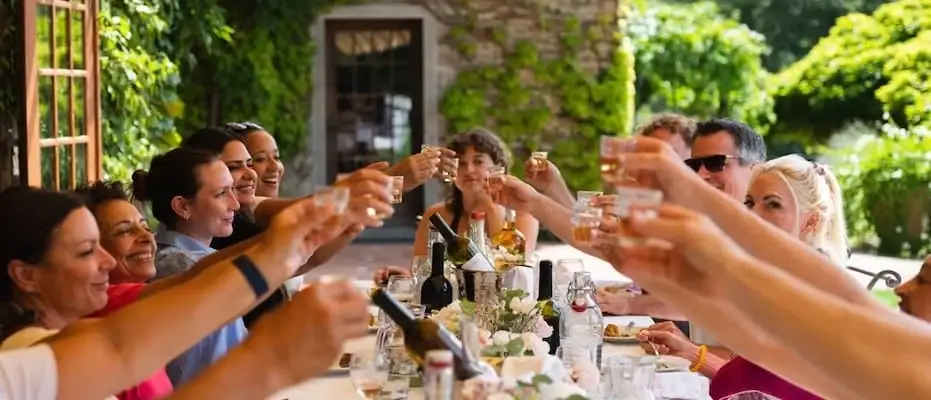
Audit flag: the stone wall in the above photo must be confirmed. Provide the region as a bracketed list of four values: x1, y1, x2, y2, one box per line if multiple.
[282, 0, 623, 196]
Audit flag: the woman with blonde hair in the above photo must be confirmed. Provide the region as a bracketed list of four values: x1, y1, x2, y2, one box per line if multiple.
[635, 154, 849, 399]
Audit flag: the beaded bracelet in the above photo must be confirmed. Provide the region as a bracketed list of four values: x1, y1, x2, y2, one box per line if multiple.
[689, 344, 708, 373]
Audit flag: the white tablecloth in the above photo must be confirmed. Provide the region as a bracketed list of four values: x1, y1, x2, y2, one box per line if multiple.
[266, 316, 710, 400]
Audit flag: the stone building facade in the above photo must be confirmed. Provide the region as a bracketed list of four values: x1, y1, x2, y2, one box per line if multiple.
[286, 0, 622, 240]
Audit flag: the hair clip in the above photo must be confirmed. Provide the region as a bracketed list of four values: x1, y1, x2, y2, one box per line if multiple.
[811, 161, 826, 176]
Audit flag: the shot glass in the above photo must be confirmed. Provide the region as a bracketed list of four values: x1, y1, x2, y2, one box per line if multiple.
[420, 144, 441, 156]
[576, 190, 603, 208]
[486, 166, 507, 202]
[600, 136, 636, 184]
[442, 156, 459, 184]
[390, 176, 404, 204]
[611, 186, 664, 246]
[313, 186, 350, 215]
[530, 151, 549, 173]
[570, 206, 603, 245]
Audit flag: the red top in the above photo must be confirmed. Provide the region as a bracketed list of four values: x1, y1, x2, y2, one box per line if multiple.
[710, 356, 822, 400]
[91, 283, 174, 400]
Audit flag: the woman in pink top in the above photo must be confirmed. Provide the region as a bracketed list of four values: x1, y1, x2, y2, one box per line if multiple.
[638, 155, 848, 399]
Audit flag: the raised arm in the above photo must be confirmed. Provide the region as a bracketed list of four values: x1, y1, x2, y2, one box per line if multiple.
[47, 200, 340, 400]
[600, 211, 867, 400]
[620, 137, 880, 310]
[167, 280, 369, 400]
[724, 253, 931, 400]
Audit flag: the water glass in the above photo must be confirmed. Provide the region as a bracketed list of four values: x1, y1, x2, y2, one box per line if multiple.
[556, 345, 595, 369]
[386, 275, 417, 305]
[571, 206, 603, 245]
[350, 352, 389, 399]
[390, 176, 404, 204]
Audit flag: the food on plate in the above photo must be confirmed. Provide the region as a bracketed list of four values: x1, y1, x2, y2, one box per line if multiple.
[338, 353, 353, 368]
[599, 284, 628, 294]
[603, 323, 642, 338]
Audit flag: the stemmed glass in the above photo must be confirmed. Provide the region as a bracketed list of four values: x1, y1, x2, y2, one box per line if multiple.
[349, 351, 389, 399]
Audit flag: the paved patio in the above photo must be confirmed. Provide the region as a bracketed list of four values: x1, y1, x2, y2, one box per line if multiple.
[304, 241, 921, 291]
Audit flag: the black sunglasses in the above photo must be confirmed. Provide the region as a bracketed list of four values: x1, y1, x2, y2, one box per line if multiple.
[684, 154, 741, 173]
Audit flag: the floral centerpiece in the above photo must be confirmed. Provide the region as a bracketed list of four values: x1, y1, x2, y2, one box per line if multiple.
[431, 289, 551, 358]
[462, 374, 591, 400]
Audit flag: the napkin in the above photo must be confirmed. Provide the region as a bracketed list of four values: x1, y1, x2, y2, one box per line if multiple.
[461, 253, 496, 272]
[500, 355, 569, 385]
[504, 266, 535, 297]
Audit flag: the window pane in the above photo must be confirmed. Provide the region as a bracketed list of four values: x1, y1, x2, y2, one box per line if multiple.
[55, 7, 69, 69]
[58, 144, 74, 190]
[39, 76, 53, 139]
[75, 143, 87, 184]
[37, 5, 52, 68]
[40, 146, 55, 190]
[71, 9, 84, 69]
[74, 77, 86, 137]
[57, 76, 72, 138]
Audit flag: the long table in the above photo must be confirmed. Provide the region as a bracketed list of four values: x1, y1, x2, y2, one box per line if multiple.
[266, 315, 710, 400]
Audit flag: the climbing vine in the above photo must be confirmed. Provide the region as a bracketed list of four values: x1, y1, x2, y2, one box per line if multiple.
[439, 3, 636, 192]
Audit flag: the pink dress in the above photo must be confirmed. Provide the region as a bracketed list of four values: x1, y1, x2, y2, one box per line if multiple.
[710, 356, 822, 400]
[90, 283, 174, 400]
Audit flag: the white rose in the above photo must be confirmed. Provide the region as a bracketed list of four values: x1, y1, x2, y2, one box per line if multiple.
[519, 297, 537, 314]
[508, 296, 523, 313]
[493, 330, 512, 346]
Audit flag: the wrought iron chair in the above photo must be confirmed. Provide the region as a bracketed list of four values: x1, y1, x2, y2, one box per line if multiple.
[846, 266, 903, 290]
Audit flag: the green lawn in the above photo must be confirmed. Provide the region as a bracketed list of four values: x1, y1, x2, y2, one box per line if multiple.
[872, 289, 900, 309]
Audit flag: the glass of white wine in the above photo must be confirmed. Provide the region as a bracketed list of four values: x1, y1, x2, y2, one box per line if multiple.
[350, 351, 389, 399]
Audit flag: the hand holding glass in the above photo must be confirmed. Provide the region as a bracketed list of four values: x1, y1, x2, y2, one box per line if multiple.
[571, 206, 603, 245]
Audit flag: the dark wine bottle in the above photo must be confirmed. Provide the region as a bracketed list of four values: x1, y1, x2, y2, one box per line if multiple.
[371, 288, 484, 380]
[421, 242, 453, 314]
[428, 214, 494, 271]
[538, 259, 560, 355]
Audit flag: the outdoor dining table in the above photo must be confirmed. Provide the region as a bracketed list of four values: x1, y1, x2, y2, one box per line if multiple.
[265, 313, 712, 400]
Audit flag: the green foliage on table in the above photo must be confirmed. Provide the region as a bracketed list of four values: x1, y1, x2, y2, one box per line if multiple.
[829, 124, 931, 256]
[440, 7, 636, 193]
[628, 1, 774, 132]
[770, 0, 931, 145]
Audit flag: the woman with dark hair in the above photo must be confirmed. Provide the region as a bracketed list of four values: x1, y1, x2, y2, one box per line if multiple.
[224, 122, 283, 198]
[0, 186, 172, 399]
[131, 147, 249, 387]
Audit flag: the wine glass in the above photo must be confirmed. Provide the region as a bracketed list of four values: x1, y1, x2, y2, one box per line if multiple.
[386, 275, 416, 305]
[349, 352, 389, 399]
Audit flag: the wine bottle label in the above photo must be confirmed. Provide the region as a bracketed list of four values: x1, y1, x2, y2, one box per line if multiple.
[461, 253, 495, 272]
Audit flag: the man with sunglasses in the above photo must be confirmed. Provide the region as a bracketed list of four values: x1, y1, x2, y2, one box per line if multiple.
[686, 118, 767, 200]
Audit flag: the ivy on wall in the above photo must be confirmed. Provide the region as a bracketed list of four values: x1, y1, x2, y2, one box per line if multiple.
[439, 3, 636, 192]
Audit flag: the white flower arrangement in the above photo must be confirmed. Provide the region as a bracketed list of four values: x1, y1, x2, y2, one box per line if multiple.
[461, 374, 590, 400]
[430, 290, 553, 358]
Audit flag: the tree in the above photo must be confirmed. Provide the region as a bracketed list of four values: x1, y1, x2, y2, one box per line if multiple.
[687, 0, 889, 71]
[629, 1, 774, 130]
[770, 0, 931, 144]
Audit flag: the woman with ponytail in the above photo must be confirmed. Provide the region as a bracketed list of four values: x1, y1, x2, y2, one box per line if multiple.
[705, 154, 849, 399]
[634, 154, 850, 399]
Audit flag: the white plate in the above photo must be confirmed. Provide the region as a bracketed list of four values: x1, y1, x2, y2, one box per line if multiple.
[656, 355, 690, 373]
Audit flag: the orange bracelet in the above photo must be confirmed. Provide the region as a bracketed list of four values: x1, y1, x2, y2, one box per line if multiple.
[689, 345, 708, 373]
